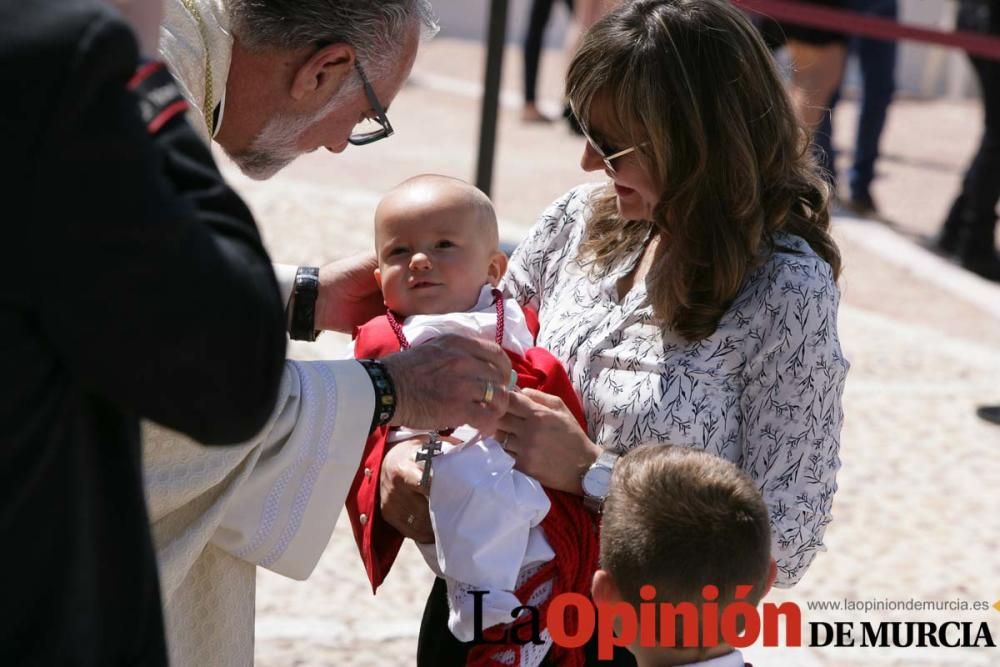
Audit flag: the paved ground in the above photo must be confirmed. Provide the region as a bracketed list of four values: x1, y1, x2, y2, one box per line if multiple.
[213, 37, 1000, 667]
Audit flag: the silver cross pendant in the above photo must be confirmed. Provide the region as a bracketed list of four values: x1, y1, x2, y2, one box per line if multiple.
[415, 432, 443, 491]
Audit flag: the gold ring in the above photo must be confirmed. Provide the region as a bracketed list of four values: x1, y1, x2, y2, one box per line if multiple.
[483, 381, 495, 404]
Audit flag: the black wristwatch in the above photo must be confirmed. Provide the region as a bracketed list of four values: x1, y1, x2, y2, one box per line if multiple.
[287, 266, 320, 341]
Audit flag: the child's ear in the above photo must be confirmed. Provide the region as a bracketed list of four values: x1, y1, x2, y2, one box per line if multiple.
[763, 558, 778, 598]
[373, 267, 382, 290]
[591, 569, 622, 605]
[487, 251, 508, 286]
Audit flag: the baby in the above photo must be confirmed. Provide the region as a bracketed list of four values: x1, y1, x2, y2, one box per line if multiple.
[372, 173, 507, 318]
[347, 175, 597, 667]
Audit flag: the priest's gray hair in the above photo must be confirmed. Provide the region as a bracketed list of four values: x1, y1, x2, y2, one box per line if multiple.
[229, 0, 438, 81]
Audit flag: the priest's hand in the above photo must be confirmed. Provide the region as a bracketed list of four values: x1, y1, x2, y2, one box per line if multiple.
[381, 335, 512, 434]
[380, 439, 434, 543]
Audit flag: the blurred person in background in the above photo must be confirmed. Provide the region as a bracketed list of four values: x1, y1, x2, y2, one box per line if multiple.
[938, 0, 1000, 428]
[778, 0, 849, 178]
[821, 0, 899, 217]
[768, 0, 897, 215]
[522, 0, 574, 122]
[934, 0, 1000, 282]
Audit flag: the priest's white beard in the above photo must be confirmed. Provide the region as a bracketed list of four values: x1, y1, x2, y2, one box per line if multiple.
[229, 83, 358, 181]
[229, 108, 318, 180]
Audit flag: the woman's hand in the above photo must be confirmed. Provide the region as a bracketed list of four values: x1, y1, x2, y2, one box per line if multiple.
[379, 438, 434, 543]
[496, 389, 602, 494]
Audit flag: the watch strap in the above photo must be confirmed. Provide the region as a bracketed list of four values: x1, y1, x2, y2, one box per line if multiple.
[583, 490, 604, 514]
[287, 266, 320, 341]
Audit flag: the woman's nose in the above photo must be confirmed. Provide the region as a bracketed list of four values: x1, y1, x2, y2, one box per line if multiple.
[580, 141, 604, 172]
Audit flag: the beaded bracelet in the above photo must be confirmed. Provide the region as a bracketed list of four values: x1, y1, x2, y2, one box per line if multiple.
[358, 359, 396, 433]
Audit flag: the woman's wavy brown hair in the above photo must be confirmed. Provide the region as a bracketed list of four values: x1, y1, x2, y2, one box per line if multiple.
[566, 0, 841, 341]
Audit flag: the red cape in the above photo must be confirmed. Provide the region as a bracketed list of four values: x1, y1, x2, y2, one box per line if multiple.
[348, 308, 599, 666]
[346, 307, 591, 591]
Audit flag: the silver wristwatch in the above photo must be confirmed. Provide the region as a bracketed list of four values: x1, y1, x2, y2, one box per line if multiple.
[581, 450, 620, 513]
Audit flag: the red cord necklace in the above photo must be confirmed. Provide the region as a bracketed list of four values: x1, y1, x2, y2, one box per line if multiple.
[385, 288, 505, 351]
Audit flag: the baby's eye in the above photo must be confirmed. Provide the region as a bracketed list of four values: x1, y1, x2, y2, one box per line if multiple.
[436, 240, 455, 249]
[387, 246, 408, 256]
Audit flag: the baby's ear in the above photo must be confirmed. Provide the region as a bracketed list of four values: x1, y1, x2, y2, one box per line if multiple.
[487, 251, 508, 286]
[373, 267, 382, 289]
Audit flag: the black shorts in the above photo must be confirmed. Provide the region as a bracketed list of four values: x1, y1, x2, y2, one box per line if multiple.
[777, 0, 848, 46]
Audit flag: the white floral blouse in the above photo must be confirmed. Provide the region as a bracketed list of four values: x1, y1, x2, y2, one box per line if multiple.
[503, 184, 849, 587]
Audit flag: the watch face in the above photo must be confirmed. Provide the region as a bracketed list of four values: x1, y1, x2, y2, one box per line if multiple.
[583, 465, 613, 498]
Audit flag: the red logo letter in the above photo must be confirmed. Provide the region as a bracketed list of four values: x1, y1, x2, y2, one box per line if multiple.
[548, 593, 595, 649]
[596, 602, 638, 660]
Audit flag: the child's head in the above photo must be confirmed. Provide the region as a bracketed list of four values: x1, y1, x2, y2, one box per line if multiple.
[593, 445, 776, 664]
[373, 174, 507, 316]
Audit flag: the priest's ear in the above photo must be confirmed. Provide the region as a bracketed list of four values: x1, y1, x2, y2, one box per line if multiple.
[290, 43, 355, 103]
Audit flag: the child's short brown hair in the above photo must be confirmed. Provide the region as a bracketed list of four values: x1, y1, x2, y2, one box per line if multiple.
[600, 445, 772, 608]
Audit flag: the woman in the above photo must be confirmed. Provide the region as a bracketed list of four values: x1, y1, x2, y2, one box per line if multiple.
[379, 1, 848, 664]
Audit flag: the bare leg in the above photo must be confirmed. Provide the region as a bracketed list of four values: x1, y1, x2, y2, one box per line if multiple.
[787, 40, 848, 130]
[522, 0, 557, 122]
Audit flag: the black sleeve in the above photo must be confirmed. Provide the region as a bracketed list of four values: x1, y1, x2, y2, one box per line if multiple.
[26, 11, 286, 444]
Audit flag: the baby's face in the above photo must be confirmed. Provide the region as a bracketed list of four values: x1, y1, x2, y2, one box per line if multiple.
[374, 198, 505, 317]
